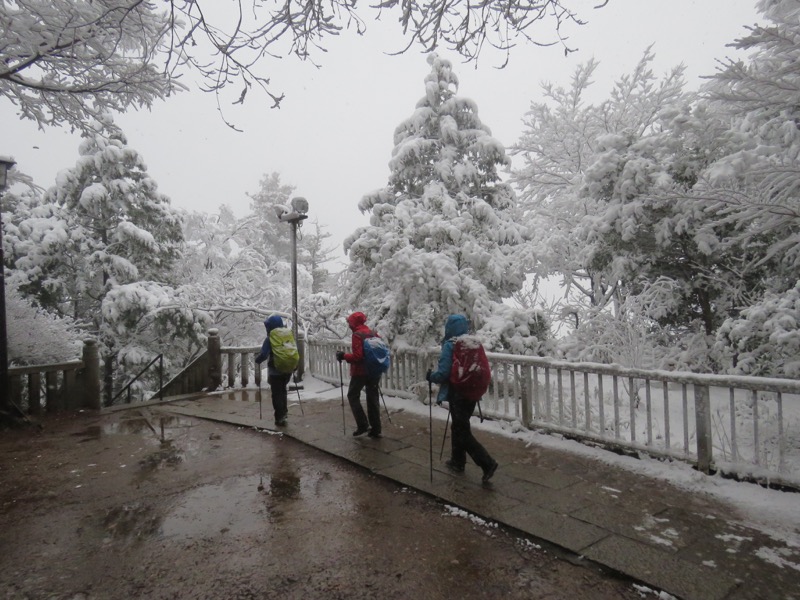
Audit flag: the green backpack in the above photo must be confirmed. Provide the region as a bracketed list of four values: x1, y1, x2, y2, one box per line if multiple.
[269, 327, 300, 374]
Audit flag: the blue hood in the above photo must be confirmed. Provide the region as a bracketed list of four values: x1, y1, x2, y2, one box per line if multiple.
[264, 315, 284, 332]
[443, 314, 469, 341]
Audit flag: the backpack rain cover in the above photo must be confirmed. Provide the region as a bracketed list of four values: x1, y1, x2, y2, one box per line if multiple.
[449, 335, 491, 401]
[269, 327, 300, 374]
[359, 333, 391, 379]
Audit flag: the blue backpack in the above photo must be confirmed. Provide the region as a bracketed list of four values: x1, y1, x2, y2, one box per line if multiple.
[358, 332, 391, 379]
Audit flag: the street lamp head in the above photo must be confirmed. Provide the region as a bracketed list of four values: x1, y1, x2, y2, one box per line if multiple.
[291, 197, 309, 215]
[274, 204, 290, 219]
[0, 156, 16, 191]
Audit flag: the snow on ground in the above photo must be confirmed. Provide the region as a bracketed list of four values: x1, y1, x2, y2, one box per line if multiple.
[299, 376, 800, 549]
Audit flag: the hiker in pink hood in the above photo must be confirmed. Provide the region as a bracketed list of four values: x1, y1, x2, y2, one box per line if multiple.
[336, 312, 382, 438]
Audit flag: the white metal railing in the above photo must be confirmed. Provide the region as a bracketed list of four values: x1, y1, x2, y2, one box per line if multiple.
[307, 339, 800, 489]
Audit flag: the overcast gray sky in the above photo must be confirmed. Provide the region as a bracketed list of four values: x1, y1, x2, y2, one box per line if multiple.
[3, 0, 759, 268]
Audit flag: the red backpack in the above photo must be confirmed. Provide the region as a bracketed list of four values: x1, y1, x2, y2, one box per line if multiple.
[450, 335, 491, 401]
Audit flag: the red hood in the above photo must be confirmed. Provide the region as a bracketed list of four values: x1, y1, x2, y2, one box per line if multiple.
[346, 312, 367, 331]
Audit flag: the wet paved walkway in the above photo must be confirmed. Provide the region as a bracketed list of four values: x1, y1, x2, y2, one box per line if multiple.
[150, 387, 800, 600]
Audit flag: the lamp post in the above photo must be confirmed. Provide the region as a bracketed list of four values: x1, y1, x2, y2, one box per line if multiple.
[0, 156, 16, 410]
[276, 196, 308, 381]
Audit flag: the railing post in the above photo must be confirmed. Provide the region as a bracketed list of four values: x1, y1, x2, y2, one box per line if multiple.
[28, 373, 41, 414]
[522, 365, 532, 427]
[82, 339, 101, 410]
[694, 384, 713, 474]
[207, 329, 222, 391]
[241, 353, 250, 387]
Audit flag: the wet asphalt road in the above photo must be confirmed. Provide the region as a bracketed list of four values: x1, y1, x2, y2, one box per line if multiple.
[0, 409, 642, 599]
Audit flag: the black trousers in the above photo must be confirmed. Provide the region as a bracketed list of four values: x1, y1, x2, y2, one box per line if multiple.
[269, 372, 292, 421]
[449, 391, 493, 470]
[347, 375, 381, 433]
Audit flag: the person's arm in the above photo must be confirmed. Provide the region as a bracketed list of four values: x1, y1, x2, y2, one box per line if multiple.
[343, 332, 364, 364]
[255, 335, 271, 364]
[428, 340, 454, 384]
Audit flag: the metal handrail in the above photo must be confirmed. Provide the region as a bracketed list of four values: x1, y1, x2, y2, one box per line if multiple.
[109, 354, 164, 406]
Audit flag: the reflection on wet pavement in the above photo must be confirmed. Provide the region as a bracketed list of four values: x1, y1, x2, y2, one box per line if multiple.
[72, 414, 195, 444]
[161, 452, 358, 539]
[104, 502, 161, 539]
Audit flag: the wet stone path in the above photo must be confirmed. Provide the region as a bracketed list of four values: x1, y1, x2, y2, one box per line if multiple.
[0, 409, 643, 599]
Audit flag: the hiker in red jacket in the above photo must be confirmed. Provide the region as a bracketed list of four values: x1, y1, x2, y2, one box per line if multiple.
[336, 312, 382, 438]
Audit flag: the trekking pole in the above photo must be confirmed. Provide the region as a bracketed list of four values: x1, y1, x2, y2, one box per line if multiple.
[477, 401, 484, 423]
[293, 373, 304, 416]
[439, 407, 450, 460]
[378, 385, 393, 424]
[258, 376, 263, 420]
[428, 374, 433, 483]
[339, 361, 346, 436]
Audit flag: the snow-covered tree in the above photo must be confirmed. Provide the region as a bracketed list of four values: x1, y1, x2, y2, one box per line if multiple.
[579, 102, 753, 338]
[344, 54, 545, 351]
[511, 51, 688, 314]
[176, 204, 291, 346]
[705, 0, 800, 377]
[716, 282, 800, 379]
[1, 0, 176, 130]
[6, 113, 206, 401]
[6, 284, 82, 366]
[243, 171, 335, 294]
[175, 172, 337, 346]
[553, 1, 800, 374]
[2, 1, 593, 130]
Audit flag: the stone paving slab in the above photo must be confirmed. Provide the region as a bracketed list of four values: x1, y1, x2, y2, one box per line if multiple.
[582, 535, 739, 600]
[152, 393, 800, 600]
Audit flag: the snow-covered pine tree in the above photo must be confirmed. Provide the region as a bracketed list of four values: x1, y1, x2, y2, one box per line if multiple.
[8, 113, 205, 402]
[706, 0, 800, 378]
[511, 51, 687, 318]
[344, 54, 544, 351]
[177, 172, 335, 346]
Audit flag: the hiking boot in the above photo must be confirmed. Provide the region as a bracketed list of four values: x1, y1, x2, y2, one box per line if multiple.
[276, 418, 287, 426]
[367, 430, 382, 439]
[352, 426, 369, 437]
[445, 459, 465, 474]
[482, 460, 498, 483]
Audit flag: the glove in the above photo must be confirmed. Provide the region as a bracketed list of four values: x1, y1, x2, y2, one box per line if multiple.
[336, 351, 345, 362]
[425, 369, 433, 382]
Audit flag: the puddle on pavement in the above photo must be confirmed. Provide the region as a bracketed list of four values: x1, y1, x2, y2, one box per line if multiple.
[138, 440, 184, 472]
[217, 389, 263, 403]
[103, 502, 162, 539]
[161, 466, 356, 539]
[72, 415, 194, 443]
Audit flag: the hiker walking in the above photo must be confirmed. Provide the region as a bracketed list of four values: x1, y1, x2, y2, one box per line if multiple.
[255, 314, 299, 426]
[427, 314, 498, 483]
[337, 312, 382, 438]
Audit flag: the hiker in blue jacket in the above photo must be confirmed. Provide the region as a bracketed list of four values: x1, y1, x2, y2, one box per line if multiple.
[427, 314, 498, 483]
[255, 314, 291, 426]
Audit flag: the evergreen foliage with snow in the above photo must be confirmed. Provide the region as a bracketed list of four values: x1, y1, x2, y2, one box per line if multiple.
[345, 54, 546, 351]
[4, 113, 208, 399]
[513, 3, 800, 378]
[6, 285, 82, 365]
[176, 172, 334, 346]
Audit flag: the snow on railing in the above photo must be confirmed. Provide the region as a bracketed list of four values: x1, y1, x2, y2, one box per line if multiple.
[307, 339, 800, 489]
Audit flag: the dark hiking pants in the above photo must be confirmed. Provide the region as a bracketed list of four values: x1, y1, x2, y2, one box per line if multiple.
[449, 391, 493, 470]
[269, 372, 292, 422]
[348, 375, 381, 434]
